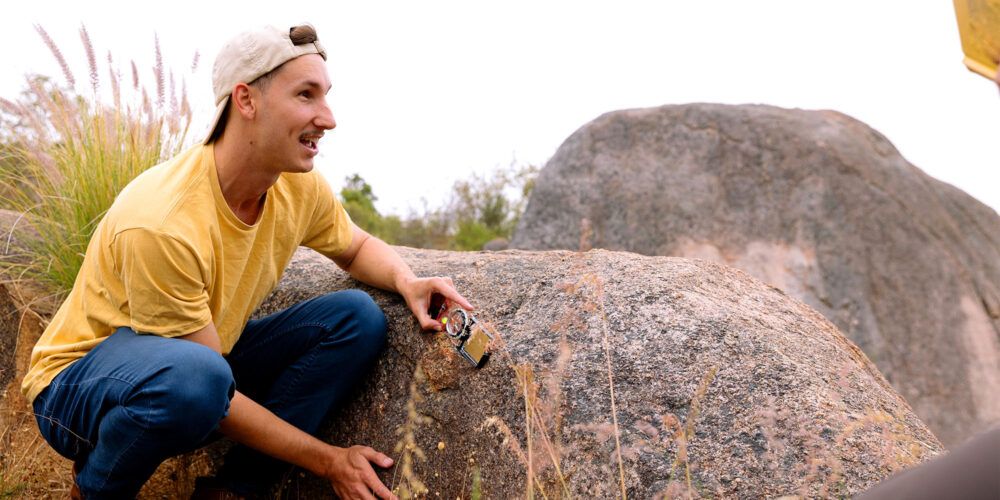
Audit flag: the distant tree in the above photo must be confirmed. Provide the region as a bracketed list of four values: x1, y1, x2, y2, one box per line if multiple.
[337, 164, 538, 251]
[446, 163, 538, 250]
[339, 173, 387, 239]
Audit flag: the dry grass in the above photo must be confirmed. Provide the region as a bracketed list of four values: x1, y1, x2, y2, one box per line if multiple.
[391, 367, 430, 499]
[0, 408, 73, 499]
[0, 24, 195, 297]
[662, 365, 718, 499]
[478, 295, 576, 499]
[476, 229, 628, 499]
[476, 244, 629, 499]
[0, 412, 38, 499]
[561, 272, 627, 498]
[754, 361, 932, 498]
[513, 364, 573, 499]
[0, 24, 199, 499]
[0, 279, 69, 499]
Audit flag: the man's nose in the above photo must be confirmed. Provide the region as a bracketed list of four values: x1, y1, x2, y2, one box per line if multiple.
[316, 100, 336, 130]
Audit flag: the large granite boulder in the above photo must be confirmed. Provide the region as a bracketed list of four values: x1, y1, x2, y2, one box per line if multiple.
[510, 103, 1000, 447]
[236, 247, 940, 498]
[0, 211, 945, 498]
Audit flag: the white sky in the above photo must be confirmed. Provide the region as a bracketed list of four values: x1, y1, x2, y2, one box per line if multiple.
[3, 1, 999, 215]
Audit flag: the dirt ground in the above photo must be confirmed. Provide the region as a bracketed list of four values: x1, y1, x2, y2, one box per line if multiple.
[1, 283, 74, 499]
[0, 282, 230, 499]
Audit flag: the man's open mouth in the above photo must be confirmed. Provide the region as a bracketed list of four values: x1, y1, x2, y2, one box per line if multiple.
[300, 137, 318, 151]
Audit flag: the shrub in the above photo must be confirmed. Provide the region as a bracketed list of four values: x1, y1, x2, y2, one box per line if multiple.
[0, 25, 195, 296]
[339, 162, 538, 251]
[446, 163, 537, 250]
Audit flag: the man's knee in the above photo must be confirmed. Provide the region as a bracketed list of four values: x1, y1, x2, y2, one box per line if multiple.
[320, 290, 388, 352]
[139, 343, 234, 439]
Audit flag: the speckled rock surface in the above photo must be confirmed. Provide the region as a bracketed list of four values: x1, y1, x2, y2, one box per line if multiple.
[510, 104, 1000, 447]
[252, 246, 941, 498]
[0, 209, 945, 497]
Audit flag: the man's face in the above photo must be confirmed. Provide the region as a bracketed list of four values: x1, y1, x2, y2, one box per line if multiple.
[252, 54, 335, 174]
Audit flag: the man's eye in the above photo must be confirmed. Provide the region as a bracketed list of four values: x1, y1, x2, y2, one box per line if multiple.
[299, 91, 310, 98]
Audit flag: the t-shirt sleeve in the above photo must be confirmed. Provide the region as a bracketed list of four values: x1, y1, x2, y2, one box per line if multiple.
[112, 228, 212, 337]
[301, 172, 354, 258]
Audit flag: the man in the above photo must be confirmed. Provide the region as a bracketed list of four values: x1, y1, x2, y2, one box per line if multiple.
[22, 23, 466, 499]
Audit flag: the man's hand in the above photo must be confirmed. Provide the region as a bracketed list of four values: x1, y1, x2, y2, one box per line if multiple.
[397, 276, 473, 331]
[332, 224, 474, 330]
[324, 445, 397, 500]
[213, 390, 398, 499]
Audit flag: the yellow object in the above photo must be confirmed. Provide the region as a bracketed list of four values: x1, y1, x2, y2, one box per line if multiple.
[442, 317, 449, 324]
[22, 143, 354, 402]
[953, 0, 1000, 79]
[437, 441, 446, 450]
[462, 325, 491, 365]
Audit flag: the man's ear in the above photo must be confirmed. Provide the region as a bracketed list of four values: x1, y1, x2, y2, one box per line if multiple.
[231, 83, 257, 119]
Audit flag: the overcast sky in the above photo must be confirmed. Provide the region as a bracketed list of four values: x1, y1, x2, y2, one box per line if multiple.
[3, 1, 999, 215]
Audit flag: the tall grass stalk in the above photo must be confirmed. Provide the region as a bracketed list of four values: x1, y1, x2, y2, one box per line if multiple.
[469, 466, 482, 500]
[576, 273, 627, 498]
[513, 364, 573, 499]
[668, 365, 717, 499]
[0, 24, 194, 296]
[392, 367, 430, 499]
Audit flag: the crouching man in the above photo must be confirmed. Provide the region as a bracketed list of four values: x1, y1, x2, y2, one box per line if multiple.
[21, 23, 468, 499]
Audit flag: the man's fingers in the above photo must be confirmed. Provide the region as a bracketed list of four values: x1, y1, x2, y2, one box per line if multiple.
[353, 485, 377, 500]
[356, 448, 397, 500]
[415, 310, 442, 331]
[360, 447, 395, 468]
[428, 276, 472, 310]
[439, 285, 474, 311]
[402, 276, 474, 325]
[363, 469, 397, 500]
[371, 482, 397, 500]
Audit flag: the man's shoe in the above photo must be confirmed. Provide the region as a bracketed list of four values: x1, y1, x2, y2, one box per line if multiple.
[190, 477, 248, 500]
[69, 463, 82, 500]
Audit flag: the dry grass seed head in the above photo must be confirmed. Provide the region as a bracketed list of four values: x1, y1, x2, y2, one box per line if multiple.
[635, 420, 659, 440]
[107, 51, 121, 109]
[79, 24, 98, 95]
[1, 26, 196, 294]
[130, 60, 140, 90]
[153, 33, 164, 108]
[578, 217, 593, 252]
[34, 25, 74, 88]
[393, 367, 430, 499]
[481, 416, 527, 465]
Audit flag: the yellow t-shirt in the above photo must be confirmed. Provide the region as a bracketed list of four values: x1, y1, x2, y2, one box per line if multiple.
[21, 144, 353, 402]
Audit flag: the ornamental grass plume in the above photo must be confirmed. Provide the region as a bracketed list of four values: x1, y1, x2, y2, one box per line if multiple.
[0, 24, 196, 297]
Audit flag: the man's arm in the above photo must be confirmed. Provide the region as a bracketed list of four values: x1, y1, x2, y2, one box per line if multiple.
[179, 322, 397, 499]
[331, 224, 472, 330]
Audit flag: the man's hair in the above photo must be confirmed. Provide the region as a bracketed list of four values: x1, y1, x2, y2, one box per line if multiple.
[209, 24, 320, 142]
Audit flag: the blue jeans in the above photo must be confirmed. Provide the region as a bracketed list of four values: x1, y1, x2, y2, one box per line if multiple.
[32, 290, 387, 499]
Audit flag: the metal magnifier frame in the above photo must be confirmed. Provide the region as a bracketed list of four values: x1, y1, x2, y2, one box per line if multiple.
[445, 308, 469, 340]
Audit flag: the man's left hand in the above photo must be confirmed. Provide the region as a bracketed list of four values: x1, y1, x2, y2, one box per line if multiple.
[397, 276, 473, 331]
